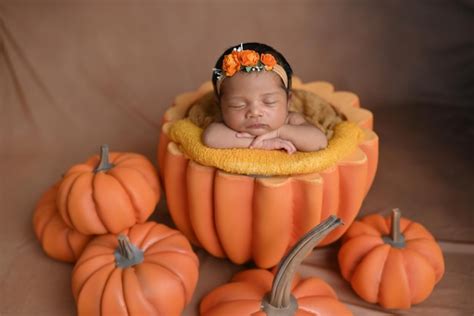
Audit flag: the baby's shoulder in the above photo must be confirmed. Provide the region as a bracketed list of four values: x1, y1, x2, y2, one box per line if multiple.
[287, 111, 307, 125]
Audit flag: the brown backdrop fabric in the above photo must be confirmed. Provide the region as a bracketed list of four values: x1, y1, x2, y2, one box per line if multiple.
[1, 1, 473, 315]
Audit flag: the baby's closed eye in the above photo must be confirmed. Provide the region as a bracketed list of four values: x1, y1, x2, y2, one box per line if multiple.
[227, 103, 246, 109]
[262, 99, 278, 106]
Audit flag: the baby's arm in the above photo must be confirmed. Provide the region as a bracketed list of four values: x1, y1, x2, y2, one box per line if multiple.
[202, 122, 253, 149]
[203, 122, 296, 153]
[251, 113, 327, 152]
[279, 112, 328, 151]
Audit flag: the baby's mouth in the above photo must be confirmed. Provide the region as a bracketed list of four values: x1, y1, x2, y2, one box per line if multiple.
[247, 123, 268, 129]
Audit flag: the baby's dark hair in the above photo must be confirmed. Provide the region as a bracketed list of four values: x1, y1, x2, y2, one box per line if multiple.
[212, 42, 293, 96]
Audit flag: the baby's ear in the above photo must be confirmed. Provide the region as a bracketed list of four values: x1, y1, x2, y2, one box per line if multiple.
[287, 90, 293, 108]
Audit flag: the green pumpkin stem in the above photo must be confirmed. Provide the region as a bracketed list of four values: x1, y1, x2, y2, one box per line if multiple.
[262, 216, 343, 315]
[114, 234, 144, 268]
[383, 208, 406, 248]
[94, 144, 114, 173]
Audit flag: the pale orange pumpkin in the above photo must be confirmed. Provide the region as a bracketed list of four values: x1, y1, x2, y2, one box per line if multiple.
[33, 184, 92, 262]
[158, 79, 378, 268]
[72, 222, 199, 316]
[57, 145, 160, 235]
[200, 216, 353, 316]
[338, 209, 445, 309]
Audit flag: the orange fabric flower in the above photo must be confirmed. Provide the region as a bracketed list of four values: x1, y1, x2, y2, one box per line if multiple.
[260, 53, 277, 70]
[222, 52, 241, 76]
[239, 50, 260, 67]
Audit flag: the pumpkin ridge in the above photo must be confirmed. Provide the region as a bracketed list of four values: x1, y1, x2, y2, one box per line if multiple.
[204, 299, 262, 316]
[138, 225, 179, 251]
[87, 237, 121, 252]
[248, 176, 256, 261]
[111, 153, 148, 168]
[121, 268, 160, 316]
[351, 243, 390, 302]
[403, 223, 435, 241]
[352, 221, 384, 237]
[119, 269, 132, 316]
[400, 248, 422, 303]
[135, 225, 157, 250]
[361, 215, 388, 235]
[207, 297, 262, 313]
[106, 169, 142, 224]
[138, 261, 189, 305]
[98, 263, 118, 315]
[289, 181, 297, 248]
[374, 246, 391, 303]
[404, 239, 445, 281]
[113, 165, 159, 195]
[108, 152, 127, 165]
[380, 249, 411, 308]
[298, 296, 350, 315]
[144, 249, 197, 264]
[186, 162, 224, 258]
[90, 173, 114, 233]
[65, 164, 95, 176]
[339, 235, 383, 280]
[74, 253, 114, 276]
[400, 219, 415, 235]
[60, 171, 84, 228]
[71, 172, 104, 233]
[200, 283, 252, 313]
[35, 204, 55, 241]
[127, 222, 155, 249]
[142, 251, 192, 301]
[99, 268, 128, 315]
[64, 228, 77, 259]
[91, 172, 131, 232]
[74, 261, 115, 302]
[291, 277, 337, 299]
[144, 240, 195, 258]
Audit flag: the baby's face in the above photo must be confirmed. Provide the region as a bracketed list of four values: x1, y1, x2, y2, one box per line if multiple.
[219, 71, 289, 136]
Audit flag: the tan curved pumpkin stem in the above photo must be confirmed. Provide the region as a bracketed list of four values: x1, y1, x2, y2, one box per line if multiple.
[382, 208, 406, 248]
[114, 234, 144, 268]
[262, 215, 343, 315]
[94, 144, 115, 173]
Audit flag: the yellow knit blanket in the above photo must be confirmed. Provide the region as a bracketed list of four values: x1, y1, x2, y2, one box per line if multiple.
[168, 119, 364, 176]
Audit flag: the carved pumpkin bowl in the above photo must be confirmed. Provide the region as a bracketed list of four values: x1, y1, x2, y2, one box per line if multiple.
[157, 78, 379, 268]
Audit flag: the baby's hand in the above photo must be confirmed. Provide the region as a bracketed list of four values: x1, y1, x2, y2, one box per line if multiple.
[253, 138, 296, 154]
[248, 130, 280, 149]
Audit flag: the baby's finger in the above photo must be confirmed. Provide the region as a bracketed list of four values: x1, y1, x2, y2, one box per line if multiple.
[236, 132, 253, 138]
[281, 140, 296, 154]
[250, 133, 273, 147]
[250, 138, 263, 148]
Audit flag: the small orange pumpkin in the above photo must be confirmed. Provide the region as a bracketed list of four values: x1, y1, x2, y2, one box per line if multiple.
[33, 184, 92, 262]
[338, 209, 445, 309]
[200, 216, 353, 316]
[57, 145, 161, 235]
[72, 222, 199, 316]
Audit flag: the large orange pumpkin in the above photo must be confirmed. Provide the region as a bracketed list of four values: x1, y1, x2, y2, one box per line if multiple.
[72, 221, 199, 316]
[200, 216, 353, 316]
[158, 79, 378, 268]
[57, 145, 161, 235]
[338, 209, 445, 309]
[33, 184, 92, 262]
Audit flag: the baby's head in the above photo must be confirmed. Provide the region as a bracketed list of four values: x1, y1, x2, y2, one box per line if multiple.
[212, 43, 293, 136]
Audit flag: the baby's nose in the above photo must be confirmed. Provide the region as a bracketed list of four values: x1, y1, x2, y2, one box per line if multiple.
[247, 104, 263, 117]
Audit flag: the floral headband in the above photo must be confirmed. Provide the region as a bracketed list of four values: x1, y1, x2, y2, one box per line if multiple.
[213, 44, 289, 94]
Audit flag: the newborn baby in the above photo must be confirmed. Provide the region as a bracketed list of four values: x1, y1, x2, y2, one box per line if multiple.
[202, 42, 328, 154]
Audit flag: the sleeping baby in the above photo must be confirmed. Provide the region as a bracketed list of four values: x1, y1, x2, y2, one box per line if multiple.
[202, 42, 328, 154]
